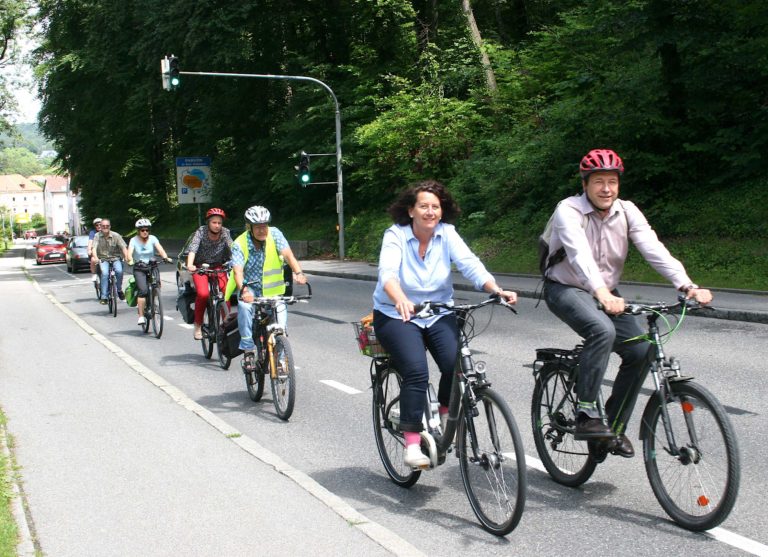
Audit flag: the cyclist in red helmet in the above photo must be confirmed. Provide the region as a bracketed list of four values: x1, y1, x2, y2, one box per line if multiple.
[542, 149, 712, 458]
[186, 208, 233, 339]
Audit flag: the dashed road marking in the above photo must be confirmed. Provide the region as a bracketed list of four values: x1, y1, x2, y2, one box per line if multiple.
[320, 379, 362, 395]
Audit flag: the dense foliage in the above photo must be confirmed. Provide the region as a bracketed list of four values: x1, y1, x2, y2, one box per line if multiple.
[30, 0, 768, 287]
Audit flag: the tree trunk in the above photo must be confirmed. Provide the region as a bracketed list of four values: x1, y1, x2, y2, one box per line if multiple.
[461, 0, 497, 94]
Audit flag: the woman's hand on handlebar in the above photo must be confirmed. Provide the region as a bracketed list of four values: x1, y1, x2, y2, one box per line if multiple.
[395, 298, 416, 321]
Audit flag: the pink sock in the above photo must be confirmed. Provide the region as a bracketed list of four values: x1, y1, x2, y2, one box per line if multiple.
[404, 432, 421, 446]
[439, 405, 449, 415]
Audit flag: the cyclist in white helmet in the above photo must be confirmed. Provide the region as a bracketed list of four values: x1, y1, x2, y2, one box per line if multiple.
[226, 206, 307, 362]
[127, 219, 173, 326]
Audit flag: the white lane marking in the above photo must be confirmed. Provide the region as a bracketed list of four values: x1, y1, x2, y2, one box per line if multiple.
[320, 380, 362, 395]
[178, 323, 194, 329]
[705, 528, 768, 556]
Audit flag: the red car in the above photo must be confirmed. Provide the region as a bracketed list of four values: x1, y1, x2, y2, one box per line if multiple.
[35, 235, 68, 265]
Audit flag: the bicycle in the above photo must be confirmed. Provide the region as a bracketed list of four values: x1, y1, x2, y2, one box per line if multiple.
[531, 296, 740, 531]
[193, 264, 232, 369]
[241, 282, 312, 421]
[134, 259, 167, 339]
[100, 257, 121, 317]
[355, 296, 527, 536]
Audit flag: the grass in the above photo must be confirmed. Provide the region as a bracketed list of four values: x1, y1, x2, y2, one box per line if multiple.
[0, 408, 19, 557]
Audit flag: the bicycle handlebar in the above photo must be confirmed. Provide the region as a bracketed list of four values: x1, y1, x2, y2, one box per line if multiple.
[413, 294, 517, 319]
[243, 280, 312, 305]
[621, 295, 713, 315]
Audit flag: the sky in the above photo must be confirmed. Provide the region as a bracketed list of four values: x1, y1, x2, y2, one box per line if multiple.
[1, 29, 41, 124]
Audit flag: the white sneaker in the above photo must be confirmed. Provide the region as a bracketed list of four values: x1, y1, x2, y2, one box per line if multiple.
[92, 274, 99, 282]
[404, 444, 430, 469]
[137, 316, 146, 325]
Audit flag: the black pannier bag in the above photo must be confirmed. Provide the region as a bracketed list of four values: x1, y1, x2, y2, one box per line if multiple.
[220, 311, 244, 358]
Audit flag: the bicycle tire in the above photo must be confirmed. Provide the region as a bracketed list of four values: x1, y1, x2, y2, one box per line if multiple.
[642, 380, 740, 531]
[214, 301, 231, 369]
[200, 304, 214, 359]
[457, 387, 527, 536]
[94, 279, 100, 301]
[371, 366, 420, 488]
[110, 276, 118, 317]
[531, 364, 597, 487]
[151, 286, 163, 338]
[270, 335, 296, 420]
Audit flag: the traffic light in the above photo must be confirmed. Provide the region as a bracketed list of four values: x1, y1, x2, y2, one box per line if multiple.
[168, 55, 180, 89]
[298, 151, 311, 185]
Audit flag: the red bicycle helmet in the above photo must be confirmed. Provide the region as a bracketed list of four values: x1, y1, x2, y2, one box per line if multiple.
[579, 149, 624, 179]
[206, 208, 226, 220]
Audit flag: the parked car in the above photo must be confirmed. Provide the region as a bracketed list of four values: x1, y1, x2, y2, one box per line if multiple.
[24, 230, 37, 240]
[35, 235, 68, 265]
[65, 235, 91, 273]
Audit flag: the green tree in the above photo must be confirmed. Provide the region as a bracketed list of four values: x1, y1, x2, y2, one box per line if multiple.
[0, 145, 45, 174]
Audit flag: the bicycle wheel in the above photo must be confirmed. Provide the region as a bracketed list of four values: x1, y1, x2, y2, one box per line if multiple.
[110, 276, 118, 317]
[457, 387, 526, 536]
[531, 364, 597, 487]
[270, 335, 296, 420]
[245, 365, 265, 402]
[371, 366, 420, 488]
[200, 304, 214, 359]
[94, 278, 100, 300]
[150, 286, 163, 338]
[214, 301, 231, 369]
[642, 380, 740, 531]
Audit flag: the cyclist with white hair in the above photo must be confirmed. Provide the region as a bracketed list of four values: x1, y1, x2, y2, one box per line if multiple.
[225, 206, 307, 364]
[127, 218, 173, 326]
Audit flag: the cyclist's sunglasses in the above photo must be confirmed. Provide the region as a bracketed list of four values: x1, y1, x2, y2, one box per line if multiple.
[139, 228, 150, 232]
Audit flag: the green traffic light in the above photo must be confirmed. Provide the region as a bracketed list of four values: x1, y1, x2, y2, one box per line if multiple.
[301, 173, 310, 183]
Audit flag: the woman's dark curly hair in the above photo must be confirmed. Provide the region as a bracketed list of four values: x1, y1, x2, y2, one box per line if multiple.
[388, 180, 461, 226]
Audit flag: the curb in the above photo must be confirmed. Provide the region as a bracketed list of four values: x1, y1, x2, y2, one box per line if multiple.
[0, 421, 36, 557]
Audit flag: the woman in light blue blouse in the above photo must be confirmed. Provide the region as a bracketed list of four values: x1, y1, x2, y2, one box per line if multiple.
[372, 180, 517, 469]
[127, 218, 173, 326]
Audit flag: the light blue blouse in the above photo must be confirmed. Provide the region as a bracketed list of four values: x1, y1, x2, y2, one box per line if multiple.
[372, 223, 494, 327]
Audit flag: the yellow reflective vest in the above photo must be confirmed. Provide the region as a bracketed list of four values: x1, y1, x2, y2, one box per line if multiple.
[225, 231, 286, 300]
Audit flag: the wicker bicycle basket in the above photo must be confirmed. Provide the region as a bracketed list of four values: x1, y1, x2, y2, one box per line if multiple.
[352, 321, 389, 358]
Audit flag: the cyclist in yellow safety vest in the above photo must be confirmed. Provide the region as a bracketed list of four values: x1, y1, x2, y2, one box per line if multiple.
[226, 205, 307, 358]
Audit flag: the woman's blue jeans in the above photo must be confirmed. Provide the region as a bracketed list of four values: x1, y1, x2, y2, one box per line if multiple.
[373, 310, 458, 432]
[544, 280, 651, 428]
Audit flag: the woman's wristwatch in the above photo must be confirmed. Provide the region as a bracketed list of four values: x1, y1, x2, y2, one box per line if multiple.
[679, 283, 699, 294]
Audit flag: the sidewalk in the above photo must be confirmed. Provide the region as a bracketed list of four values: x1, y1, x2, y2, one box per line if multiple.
[0, 243, 416, 557]
[300, 259, 768, 325]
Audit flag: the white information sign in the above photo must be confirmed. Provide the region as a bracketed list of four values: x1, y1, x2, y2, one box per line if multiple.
[176, 156, 213, 204]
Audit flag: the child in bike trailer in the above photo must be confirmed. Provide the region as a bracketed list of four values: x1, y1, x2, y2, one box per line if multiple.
[93, 218, 129, 304]
[127, 218, 173, 326]
[372, 180, 516, 469]
[542, 149, 712, 458]
[226, 206, 306, 367]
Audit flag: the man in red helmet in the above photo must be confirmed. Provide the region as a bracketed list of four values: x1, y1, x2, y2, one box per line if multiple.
[542, 149, 712, 458]
[186, 208, 233, 339]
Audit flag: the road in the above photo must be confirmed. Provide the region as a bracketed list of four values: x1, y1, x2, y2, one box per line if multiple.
[10, 245, 768, 556]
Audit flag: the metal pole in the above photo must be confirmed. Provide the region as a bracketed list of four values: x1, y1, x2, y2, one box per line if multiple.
[179, 71, 345, 259]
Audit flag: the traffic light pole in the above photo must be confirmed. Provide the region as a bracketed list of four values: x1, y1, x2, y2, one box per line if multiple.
[178, 70, 346, 260]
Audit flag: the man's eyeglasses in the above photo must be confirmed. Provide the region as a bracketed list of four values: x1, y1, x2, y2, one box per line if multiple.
[139, 228, 149, 232]
[101, 224, 111, 228]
